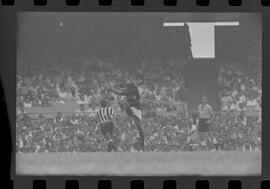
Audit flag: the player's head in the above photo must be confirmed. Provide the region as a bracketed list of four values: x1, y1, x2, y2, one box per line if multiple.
[202, 95, 208, 104]
[100, 98, 108, 108]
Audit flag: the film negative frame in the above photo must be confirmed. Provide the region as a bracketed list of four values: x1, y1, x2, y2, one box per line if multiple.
[1, 0, 270, 188]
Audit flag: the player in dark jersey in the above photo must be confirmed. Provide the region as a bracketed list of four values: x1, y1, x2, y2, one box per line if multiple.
[95, 98, 117, 152]
[110, 82, 145, 151]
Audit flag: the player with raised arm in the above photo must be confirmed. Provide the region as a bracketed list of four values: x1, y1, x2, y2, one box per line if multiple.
[109, 81, 145, 151]
[197, 95, 219, 151]
[95, 98, 117, 152]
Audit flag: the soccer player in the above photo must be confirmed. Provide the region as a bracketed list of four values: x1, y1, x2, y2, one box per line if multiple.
[109, 82, 145, 151]
[95, 98, 117, 152]
[197, 95, 219, 151]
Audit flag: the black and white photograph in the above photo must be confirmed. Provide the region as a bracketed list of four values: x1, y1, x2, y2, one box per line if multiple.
[16, 12, 261, 176]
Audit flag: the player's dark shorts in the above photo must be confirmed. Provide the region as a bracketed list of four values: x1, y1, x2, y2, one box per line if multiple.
[100, 121, 114, 136]
[198, 118, 210, 132]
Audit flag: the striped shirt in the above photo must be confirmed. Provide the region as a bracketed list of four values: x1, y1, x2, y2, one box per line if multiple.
[198, 104, 213, 119]
[97, 107, 114, 124]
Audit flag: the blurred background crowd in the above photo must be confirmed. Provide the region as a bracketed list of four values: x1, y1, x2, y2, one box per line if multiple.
[17, 57, 188, 114]
[218, 58, 261, 116]
[16, 57, 261, 153]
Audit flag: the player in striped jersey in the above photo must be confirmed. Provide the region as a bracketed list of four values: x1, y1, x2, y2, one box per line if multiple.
[95, 98, 117, 152]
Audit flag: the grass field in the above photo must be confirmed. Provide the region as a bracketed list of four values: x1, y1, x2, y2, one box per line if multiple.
[16, 151, 261, 176]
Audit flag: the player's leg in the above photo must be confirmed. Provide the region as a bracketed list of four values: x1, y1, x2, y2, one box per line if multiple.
[109, 123, 118, 152]
[101, 123, 114, 152]
[126, 106, 145, 151]
[125, 105, 136, 129]
[192, 131, 200, 151]
[105, 132, 114, 152]
[198, 118, 207, 151]
[204, 124, 213, 151]
[133, 116, 144, 150]
[212, 137, 219, 151]
[198, 132, 207, 151]
[209, 129, 219, 151]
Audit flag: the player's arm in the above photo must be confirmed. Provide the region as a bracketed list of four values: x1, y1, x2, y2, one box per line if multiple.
[109, 88, 126, 96]
[108, 107, 114, 121]
[110, 107, 114, 119]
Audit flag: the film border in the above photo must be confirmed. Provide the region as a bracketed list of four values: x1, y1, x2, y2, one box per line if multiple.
[0, 0, 269, 188]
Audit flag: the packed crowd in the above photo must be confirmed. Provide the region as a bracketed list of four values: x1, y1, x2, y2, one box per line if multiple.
[212, 110, 261, 151]
[16, 58, 261, 152]
[16, 58, 188, 115]
[16, 109, 186, 153]
[218, 59, 261, 117]
[16, 107, 261, 153]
